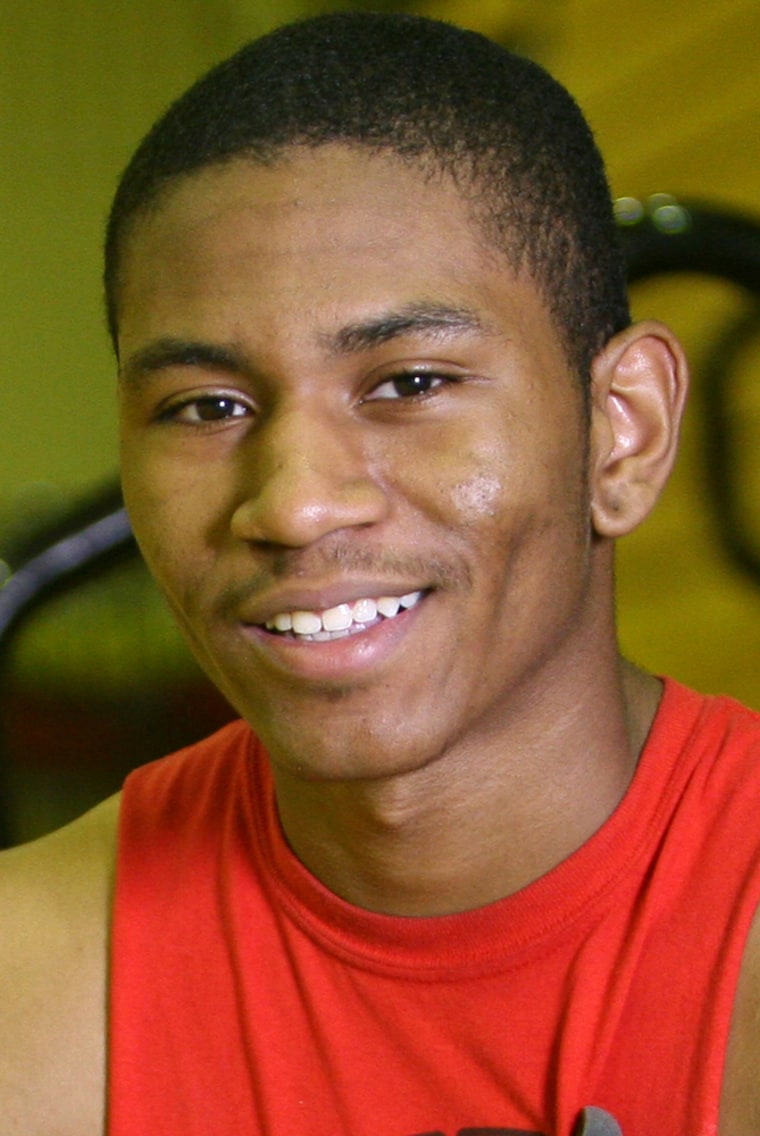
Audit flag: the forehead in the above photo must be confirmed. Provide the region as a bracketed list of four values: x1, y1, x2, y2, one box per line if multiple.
[133, 144, 477, 233]
[116, 145, 561, 370]
[120, 147, 489, 288]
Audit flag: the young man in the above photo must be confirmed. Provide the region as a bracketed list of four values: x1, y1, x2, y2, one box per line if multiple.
[2, 12, 759, 1135]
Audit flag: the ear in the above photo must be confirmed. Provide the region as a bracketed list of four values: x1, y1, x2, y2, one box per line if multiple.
[589, 321, 689, 538]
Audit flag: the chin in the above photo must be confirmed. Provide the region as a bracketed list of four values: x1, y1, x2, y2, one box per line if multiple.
[253, 711, 450, 786]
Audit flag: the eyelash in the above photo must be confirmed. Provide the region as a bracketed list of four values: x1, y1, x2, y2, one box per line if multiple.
[155, 367, 460, 426]
[157, 394, 252, 425]
[364, 369, 457, 401]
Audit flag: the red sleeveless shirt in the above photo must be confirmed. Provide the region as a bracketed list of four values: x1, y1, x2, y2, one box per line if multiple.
[109, 680, 760, 1135]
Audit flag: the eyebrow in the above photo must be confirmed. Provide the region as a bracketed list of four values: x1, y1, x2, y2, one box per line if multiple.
[119, 302, 495, 388]
[320, 302, 494, 355]
[119, 339, 245, 389]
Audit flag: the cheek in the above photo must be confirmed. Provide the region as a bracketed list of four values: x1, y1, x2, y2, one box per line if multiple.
[450, 472, 504, 523]
[123, 438, 221, 540]
[121, 457, 208, 603]
[416, 427, 589, 586]
[412, 434, 519, 537]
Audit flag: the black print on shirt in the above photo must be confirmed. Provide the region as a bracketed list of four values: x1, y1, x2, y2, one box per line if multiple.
[409, 1129, 544, 1135]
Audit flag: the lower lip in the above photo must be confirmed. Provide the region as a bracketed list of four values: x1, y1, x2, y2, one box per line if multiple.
[239, 600, 424, 683]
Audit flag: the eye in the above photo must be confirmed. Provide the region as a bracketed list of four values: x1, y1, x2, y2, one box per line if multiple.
[365, 371, 449, 401]
[159, 394, 252, 424]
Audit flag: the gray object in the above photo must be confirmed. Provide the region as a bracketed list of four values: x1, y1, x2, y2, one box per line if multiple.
[575, 1106, 624, 1135]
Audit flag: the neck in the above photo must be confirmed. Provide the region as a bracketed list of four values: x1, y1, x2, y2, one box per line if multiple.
[271, 656, 662, 917]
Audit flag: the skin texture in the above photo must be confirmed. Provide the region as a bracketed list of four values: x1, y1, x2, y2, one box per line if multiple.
[0, 794, 117, 1135]
[0, 144, 756, 1133]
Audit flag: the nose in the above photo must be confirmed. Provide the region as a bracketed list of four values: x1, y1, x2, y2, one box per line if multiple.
[229, 406, 389, 548]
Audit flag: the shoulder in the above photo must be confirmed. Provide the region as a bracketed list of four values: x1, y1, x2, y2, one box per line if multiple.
[0, 793, 119, 1136]
[120, 718, 256, 828]
[673, 688, 760, 1133]
[722, 905, 760, 1134]
[650, 681, 760, 807]
[654, 677, 760, 745]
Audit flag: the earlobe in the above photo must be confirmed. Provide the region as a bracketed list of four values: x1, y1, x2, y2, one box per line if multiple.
[589, 320, 689, 539]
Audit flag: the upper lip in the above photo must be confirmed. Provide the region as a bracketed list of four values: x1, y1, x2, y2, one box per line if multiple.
[236, 580, 428, 626]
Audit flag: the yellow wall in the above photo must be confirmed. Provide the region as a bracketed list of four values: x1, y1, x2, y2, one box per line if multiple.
[2, 0, 759, 706]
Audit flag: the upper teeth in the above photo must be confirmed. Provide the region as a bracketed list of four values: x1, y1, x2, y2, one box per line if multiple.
[265, 591, 423, 638]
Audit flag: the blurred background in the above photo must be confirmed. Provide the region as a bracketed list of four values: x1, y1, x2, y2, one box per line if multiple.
[1, 0, 759, 842]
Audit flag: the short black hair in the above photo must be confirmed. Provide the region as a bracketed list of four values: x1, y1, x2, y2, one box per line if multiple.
[104, 11, 630, 381]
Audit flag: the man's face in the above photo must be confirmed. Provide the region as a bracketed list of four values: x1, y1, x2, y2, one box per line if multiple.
[118, 146, 604, 782]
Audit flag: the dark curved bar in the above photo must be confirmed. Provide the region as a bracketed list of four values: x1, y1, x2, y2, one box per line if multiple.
[0, 506, 135, 643]
[618, 197, 760, 292]
[617, 195, 760, 583]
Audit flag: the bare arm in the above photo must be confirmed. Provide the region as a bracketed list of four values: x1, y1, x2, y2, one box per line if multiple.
[0, 794, 118, 1136]
[720, 904, 760, 1135]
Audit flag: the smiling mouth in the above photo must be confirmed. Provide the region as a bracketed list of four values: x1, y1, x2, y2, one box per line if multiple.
[263, 591, 424, 642]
